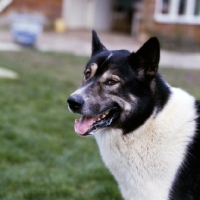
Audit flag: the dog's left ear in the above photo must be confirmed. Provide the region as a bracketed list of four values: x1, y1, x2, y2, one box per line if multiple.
[91, 30, 107, 56]
[129, 37, 160, 81]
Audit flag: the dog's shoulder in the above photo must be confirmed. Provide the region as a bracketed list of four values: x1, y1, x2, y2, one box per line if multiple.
[196, 100, 200, 121]
[195, 99, 200, 136]
[169, 98, 200, 200]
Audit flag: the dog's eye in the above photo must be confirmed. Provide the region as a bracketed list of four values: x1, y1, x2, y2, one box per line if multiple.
[85, 70, 91, 80]
[107, 80, 118, 86]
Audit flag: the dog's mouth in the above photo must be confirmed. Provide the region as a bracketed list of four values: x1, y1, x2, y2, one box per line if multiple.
[74, 108, 119, 136]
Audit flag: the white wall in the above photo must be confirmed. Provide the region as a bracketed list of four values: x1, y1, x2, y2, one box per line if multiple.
[62, 0, 112, 31]
[62, 0, 94, 29]
[93, 0, 112, 31]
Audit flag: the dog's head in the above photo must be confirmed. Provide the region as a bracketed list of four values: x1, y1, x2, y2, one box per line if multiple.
[68, 30, 163, 136]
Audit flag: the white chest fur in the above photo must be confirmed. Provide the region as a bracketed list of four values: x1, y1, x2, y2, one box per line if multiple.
[94, 88, 196, 200]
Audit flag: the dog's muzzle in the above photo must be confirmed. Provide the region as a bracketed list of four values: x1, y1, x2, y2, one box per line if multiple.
[67, 95, 84, 113]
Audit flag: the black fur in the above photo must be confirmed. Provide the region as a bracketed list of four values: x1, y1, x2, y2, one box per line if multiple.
[169, 100, 200, 200]
[91, 30, 107, 56]
[129, 37, 160, 81]
[86, 32, 171, 134]
[85, 50, 156, 134]
[121, 74, 171, 134]
[68, 31, 200, 199]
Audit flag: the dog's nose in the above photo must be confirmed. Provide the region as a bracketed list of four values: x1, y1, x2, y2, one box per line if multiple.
[67, 95, 84, 112]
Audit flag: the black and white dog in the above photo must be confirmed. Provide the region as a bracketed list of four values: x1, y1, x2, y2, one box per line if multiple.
[67, 30, 200, 200]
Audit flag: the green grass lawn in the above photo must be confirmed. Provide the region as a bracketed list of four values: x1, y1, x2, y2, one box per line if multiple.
[0, 50, 200, 200]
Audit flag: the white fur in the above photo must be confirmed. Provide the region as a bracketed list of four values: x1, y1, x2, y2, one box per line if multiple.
[70, 82, 93, 98]
[94, 87, 197, 200]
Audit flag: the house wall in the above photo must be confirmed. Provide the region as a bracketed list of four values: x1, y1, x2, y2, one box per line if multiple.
[93, 0, 112, 31]
[62, 0, 113, 31]
[62, 0, 95, 29]
[2, 0, 62, 27]
[140, 0, 200, 51]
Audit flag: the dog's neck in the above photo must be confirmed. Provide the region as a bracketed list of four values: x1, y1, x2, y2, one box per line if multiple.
[120, 74, 171, 134]
[152, 74, 171, 113]
[94, 87, 196, 200]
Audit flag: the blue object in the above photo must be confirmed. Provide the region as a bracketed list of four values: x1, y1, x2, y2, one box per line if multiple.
[11, 14, 43, 46]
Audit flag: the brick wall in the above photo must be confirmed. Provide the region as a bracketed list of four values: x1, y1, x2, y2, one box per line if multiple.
[3, 0, 62, 28]
[140, 0, 200, 51]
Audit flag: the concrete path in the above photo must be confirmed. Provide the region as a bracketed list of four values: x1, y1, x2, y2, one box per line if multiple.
[0, 42, 21, 51]
[0, 30, 200, 70]
[160, 50, 200, 69]
[37, 30, 200, 70]
[0, 31, 21, 51]
[37, 30, 140, 56]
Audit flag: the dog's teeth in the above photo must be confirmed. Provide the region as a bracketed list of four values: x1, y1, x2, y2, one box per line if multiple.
[102, 114, 106, 119]
[96, 111, 109, 122]
[105, 111, 109, 115]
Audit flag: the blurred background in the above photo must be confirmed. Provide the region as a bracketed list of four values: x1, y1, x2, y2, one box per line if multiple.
[0, 0, 200, 50]
[0, 0, 200, 200]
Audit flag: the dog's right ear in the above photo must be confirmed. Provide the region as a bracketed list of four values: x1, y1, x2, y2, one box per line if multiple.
[91, 30, 107, 56]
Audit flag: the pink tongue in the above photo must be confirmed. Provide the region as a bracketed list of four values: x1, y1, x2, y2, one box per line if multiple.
[74, 116, 95, 135]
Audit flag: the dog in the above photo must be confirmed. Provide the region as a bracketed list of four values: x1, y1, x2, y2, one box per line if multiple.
[67, 30, 200, 200]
